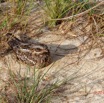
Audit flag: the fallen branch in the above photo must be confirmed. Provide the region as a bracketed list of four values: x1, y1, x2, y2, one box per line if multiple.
[50, 1, 104, 21]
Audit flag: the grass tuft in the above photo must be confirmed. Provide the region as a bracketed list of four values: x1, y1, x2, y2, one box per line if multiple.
[43, 0, 95, 27]
[0, 68, 66, 103]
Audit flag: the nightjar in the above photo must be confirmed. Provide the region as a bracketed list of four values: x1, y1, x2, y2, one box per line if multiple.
[7, 33, 51, 68]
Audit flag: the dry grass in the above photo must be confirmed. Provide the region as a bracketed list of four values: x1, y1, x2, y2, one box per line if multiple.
[0, 0, 104, 103]
[0, 68, 67, 103]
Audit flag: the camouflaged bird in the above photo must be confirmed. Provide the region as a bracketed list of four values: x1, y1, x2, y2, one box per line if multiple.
[6, 33, 51, 68]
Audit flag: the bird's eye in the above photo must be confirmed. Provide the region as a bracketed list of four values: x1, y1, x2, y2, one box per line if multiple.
[35, 48, 42, 52]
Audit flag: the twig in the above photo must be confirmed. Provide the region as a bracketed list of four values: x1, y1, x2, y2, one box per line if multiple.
[50, 1, 104, 21]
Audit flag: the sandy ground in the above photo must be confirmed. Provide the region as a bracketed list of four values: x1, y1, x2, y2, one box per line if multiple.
[0, 33, 104, 103]
[0, 1, 104, 103]
[36, 33, 104, 103]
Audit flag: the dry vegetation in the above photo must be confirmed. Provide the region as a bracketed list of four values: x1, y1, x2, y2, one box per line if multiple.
[0, 0, 104, 103]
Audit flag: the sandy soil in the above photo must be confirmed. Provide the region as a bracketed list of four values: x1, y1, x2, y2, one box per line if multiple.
[0, 32, 104, 103]
[0, 1, 104, 103]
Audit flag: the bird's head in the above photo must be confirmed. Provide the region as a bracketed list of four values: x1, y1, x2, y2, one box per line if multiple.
[31, 43, 50, 55]
[32, 43, 51, 67]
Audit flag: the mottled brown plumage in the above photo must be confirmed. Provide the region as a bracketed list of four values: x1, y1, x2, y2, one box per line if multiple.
[7, 34, 51, 68]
